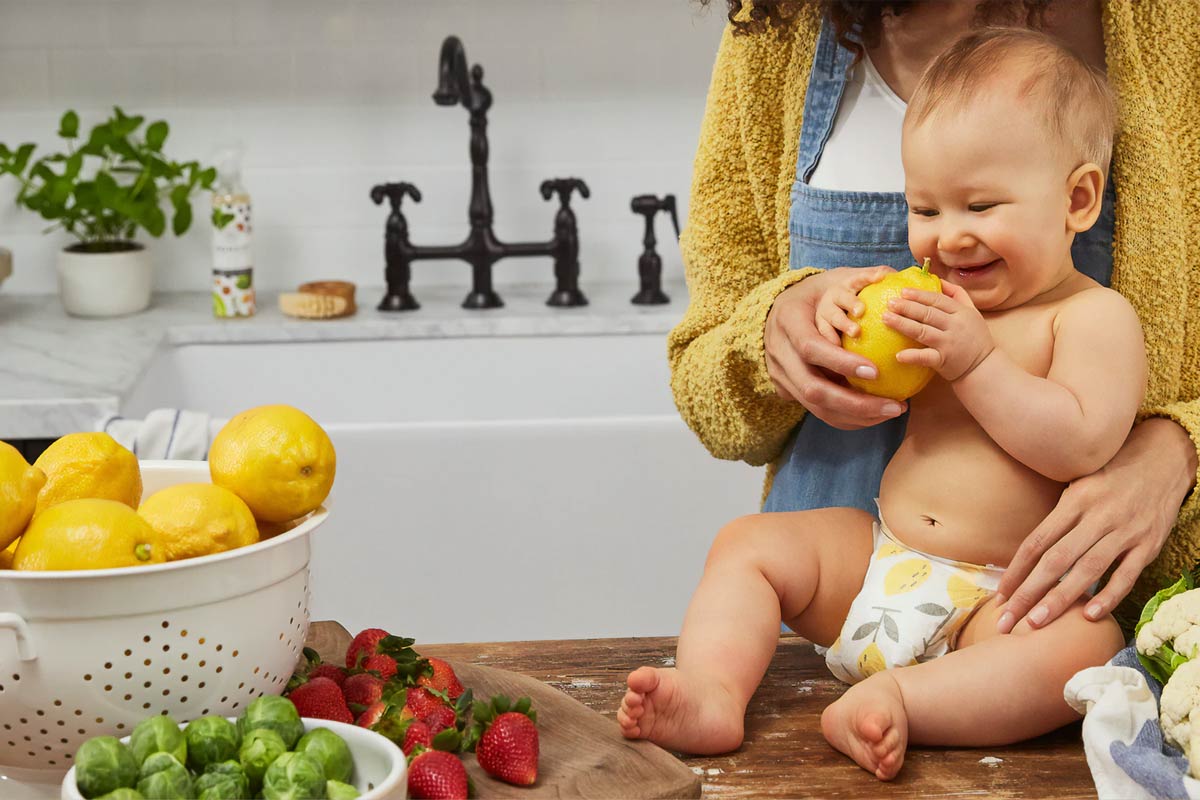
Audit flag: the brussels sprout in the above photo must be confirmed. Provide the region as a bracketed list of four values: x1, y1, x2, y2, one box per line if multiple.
[75, 736, 139, 798]
[294, 728, 353, 784]
[95, 790, 146, 800]
[238, 728, 287, 793]
[195, 772, 248, 800]
[325, 780, 360, 800]
[185, 716, 241, 773]
[239, 695, 304, 750]
[202, 760, 246, 778]
[130, 715, 188, 768]
[136, 752, 195, 799]
[261, 752, 326, 800]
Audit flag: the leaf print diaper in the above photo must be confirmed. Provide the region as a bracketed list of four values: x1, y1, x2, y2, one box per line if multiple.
[824, 514, 1005, 684]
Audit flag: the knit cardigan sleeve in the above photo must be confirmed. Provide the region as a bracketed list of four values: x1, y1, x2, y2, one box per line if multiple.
[1143, 400, 1200, 525]
[667, 27, 816, 466]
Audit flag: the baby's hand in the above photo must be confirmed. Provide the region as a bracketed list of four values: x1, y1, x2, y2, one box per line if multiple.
[883, 281, 995, 382]
[815, 266, 894, 346]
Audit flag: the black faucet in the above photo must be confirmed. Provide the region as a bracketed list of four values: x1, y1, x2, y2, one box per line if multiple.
[630, 194, 679, 305]
[374, 36, 590, 311]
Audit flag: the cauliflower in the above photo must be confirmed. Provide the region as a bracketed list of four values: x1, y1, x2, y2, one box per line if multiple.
[1160, 658, 1200, 753]
[1137, 581, 1200, 685]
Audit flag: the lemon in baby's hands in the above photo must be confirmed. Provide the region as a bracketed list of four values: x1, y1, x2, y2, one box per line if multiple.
[209, 404, 335, 523]
[138, 483, 259, 561]
[842, 258, 943, 401]
[13, 498, 164, 570]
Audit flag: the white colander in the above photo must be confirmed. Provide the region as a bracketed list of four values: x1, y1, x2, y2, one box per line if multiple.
[0, 460, 326, 790]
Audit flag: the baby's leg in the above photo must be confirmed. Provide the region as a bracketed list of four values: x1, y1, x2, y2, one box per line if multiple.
[822, 596, 1123, 763]
[618, 508, 874, 754]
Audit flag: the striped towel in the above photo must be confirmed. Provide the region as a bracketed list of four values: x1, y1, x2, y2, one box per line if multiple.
[1065, 645, 1200, 799]
[98, 409, 224, 460]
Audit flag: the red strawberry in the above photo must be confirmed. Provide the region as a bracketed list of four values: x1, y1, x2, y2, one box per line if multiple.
[346, 628, 390, 669]
[308, 663, 348, 687]
[471, 696, 538, 786]
[417, 658, 464, 700]
[402, 719, 433, 755]
[343, 672, 385, 713]
[422, 704, 458, 735]
[407, 750, 469, 800]
[362, 653, 398, 680]
[356, 700, 415, 741]
[405, 687, 446, 719]
[287, 677, 353, 724]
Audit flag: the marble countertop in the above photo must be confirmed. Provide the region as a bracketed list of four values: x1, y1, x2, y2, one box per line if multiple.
[0, 280, 686, 439]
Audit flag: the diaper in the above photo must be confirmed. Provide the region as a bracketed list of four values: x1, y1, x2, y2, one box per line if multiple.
[821, 513, 1005, 685]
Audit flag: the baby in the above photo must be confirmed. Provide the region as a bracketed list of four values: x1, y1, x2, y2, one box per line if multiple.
[618, 27, 1146, 780]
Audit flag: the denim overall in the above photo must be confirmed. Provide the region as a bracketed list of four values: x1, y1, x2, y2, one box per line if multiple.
[763, 19, 1115, 514]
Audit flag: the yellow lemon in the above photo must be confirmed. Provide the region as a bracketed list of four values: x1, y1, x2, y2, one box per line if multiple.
[884, 558, 932, 595]
[138, 483, 260, 562]
[0, 539, 18, 569]
[858, 642, 887, 678]
[13, 498, 164, 571]
[209, 405, 336, 523]
[0, 441, 45, 550]
[948, 573, 990, 609]
[875, 541, 907, 560]
[843, 258, 943, 401]
[33, 432, 141, 516]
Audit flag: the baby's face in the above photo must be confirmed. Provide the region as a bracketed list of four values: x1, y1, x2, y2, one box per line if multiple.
[902, 92, 1078, 311]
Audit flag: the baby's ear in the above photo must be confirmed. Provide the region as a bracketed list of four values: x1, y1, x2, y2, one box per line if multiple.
[1065, 163, 1105, 233]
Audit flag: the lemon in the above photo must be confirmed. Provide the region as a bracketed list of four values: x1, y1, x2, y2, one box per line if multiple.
[857, 642, 888, 678]
[0, 539, 18, 569]
[138, 483, 260, 562]
[843, 258, 943, 401]
[0, 441, 45, 550]
[884, 558, 933, 595]
[209, 404, 336, 523]
[947, 573, 990, 609]
[13, 498, 164, 571]
[33, 432, 141, 516]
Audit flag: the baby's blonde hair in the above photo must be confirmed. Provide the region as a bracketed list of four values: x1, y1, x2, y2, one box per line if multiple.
[907, 27, 1117, 175]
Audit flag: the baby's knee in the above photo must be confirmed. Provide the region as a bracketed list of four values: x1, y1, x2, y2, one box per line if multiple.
[706, 513, 777, 569]
[1030, 601, 1124, 671]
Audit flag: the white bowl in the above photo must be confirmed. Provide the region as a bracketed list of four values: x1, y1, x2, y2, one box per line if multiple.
[0, 461, 327, 788]
[60, 716, 407, 799]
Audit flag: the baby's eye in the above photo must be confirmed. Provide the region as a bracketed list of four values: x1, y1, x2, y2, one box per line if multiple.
[909, 208, 938, 217]
[968, 203, 997, 212]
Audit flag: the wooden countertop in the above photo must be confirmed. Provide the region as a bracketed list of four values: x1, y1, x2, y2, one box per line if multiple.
[309, 624, 1097, 799]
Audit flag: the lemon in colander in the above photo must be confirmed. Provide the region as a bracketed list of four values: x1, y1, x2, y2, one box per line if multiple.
[33, 432, 141, 516]
[138, 483, 259, 562]
[13, 498, 164, 570]
[0, 441, 44, 550]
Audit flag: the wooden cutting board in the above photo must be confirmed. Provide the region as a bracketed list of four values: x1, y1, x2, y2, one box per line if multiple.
[305, 622, 701, 799]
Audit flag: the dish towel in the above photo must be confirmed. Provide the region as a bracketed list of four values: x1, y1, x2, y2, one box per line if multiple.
[98, 409, 222, 460]
[1065, 645, 1200, 799]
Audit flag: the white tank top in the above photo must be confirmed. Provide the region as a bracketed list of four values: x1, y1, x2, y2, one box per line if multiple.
[807, 53, 907, 193]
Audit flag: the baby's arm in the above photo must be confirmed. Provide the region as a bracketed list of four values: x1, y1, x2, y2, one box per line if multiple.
[950, 289, 1146, 481]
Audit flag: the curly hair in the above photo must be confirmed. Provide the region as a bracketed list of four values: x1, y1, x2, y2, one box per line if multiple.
[701, 1, 1052, 54]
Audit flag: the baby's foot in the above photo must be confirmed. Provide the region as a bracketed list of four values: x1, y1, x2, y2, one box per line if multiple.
[820, 672, 909, 781]
[617, 666, 744, 754]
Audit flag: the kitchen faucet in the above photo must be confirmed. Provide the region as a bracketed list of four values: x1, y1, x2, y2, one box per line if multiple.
[373, 36, 590, 311]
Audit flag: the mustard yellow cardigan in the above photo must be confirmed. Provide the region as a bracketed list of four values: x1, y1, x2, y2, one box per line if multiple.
[669, 2, 1200, 617]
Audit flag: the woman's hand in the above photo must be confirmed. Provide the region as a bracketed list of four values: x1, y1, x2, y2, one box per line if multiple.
[765, 266, 907, 430]
[995, 417, 1198, 633]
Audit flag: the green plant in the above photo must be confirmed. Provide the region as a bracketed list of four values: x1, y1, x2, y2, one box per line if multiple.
[0, 107, 230, 253]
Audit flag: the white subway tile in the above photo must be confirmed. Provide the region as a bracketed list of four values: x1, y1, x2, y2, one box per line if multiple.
[235, 0, 354, 45]
[175, 47, 293, 108]
[0, 49, 51, 110]
[108, 0, 235, 47]
[49, 48, 176, 110]
[0, 2, 110, 48]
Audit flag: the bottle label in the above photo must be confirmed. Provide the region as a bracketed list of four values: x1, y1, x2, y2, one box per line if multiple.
[213, 268, 255, 318]
[212, 197, 252, 271]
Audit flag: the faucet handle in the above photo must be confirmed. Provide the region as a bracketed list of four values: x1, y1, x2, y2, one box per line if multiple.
[370, 182, 422, 212]
[539, 178, 590, 207]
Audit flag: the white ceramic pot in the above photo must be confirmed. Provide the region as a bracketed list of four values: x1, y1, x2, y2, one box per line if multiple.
[55, 243, 152, 317]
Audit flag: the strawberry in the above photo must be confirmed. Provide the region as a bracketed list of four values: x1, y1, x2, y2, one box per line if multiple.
[405, 686, 447, 719]
[309, 663, 348, 687]
[402, 719, 433, 755]
[355, 700, 415, 742]
[407, 749, 470, 800]
[417, 658, 465, 700]
[345, 628, 390, 670]
[346, 629, 427, 683]
[287, 677, 353, 724]
[361, 653, 398, 681]
[470, 696, 538, 786]
[422, 703, 458, 735]
[343, 672, 385, 713]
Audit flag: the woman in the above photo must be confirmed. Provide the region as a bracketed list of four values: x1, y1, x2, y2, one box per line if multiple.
[673, 0, 1199, 631]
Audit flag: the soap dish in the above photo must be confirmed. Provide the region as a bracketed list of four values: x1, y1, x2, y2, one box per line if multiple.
[279, 280, 357, 319]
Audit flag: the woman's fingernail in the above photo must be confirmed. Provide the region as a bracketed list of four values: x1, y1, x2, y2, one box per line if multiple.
[855, 366, 877, 379]
[1086, 603, 1102, 619]
[1029, 606, 1048, 625]
[882, 402, 903, 416]
[996, 611, 1013, 633]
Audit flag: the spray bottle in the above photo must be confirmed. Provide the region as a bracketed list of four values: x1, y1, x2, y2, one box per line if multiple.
[211, 146, 255, 317]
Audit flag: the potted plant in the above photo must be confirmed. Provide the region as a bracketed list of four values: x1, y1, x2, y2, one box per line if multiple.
[0, 107, 227, 317]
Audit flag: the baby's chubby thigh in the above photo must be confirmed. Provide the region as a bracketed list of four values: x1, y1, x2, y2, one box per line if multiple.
[956, 594, 1124, 671]
[705, 507, 876, 647]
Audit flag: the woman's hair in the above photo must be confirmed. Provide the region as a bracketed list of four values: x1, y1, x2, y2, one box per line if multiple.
[701, 1, 1051, 52]
[908, 27, 1116, 174]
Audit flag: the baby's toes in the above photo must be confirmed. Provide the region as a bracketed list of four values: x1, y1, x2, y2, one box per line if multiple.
[621, 691, 645, 717]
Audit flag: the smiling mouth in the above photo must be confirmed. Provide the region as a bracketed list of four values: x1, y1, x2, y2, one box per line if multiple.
[949, 259, 999, 279]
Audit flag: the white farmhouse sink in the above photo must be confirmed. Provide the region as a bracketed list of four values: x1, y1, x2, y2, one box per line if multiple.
[122, 335, 763, 642]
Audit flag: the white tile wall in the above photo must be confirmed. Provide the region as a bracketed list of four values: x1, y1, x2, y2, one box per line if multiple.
[0, 0, 727, 296]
